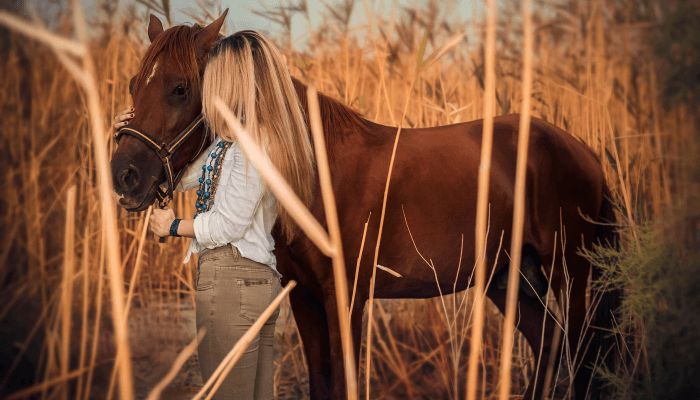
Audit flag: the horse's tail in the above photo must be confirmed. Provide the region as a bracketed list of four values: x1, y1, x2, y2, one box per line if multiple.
[590, 183, 622, 387]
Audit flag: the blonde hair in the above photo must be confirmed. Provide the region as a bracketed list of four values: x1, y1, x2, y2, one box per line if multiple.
[202, 31, 316, 244]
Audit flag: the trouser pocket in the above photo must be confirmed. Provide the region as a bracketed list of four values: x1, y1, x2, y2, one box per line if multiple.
[196, 261, 214, 291]
[236, 277, 273, 323]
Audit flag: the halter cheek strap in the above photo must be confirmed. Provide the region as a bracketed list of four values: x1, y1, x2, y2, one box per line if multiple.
[115, 113, 209, 208]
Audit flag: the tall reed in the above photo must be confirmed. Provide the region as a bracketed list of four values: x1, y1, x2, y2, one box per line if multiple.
[498, 0, 533, 398]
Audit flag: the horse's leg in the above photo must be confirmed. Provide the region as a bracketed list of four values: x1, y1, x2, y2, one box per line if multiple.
[544, 243, 598, 399]
[288, 286, 332, 400]
[487, 247, 562, 400]
[561, 254, 598, 400]
[323, 292, 362, 400]
[350, 294, 366, 394]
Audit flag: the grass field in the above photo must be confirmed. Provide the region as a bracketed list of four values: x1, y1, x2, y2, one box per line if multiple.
[0, 0, 698, 399]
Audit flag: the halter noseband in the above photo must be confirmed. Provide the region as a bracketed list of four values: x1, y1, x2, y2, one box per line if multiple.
[115, 113, 209, 208]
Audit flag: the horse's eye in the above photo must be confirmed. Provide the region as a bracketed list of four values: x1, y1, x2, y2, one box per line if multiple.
[173, 85, 186, 96]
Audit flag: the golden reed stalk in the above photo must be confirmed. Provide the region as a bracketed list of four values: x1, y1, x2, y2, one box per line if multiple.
[60, 185, 77, 400]
[349, 213, 371, 321]
[75, 224, 90, 400]
[498, 0, 534, 398]
[466, 0, 497, 398]
[73, 5, 135, 398]
[106, 206, 153, 397]
[307, 83, 359, 400]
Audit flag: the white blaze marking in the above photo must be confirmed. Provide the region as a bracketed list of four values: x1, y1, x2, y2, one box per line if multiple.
[146, 62, 158, 85]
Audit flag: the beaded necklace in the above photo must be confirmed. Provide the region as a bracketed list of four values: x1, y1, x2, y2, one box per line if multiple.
[194, 140, 233, 217]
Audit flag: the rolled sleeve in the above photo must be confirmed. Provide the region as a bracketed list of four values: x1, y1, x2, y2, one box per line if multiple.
[193, 143, 267, 248]
[193, 212, 216, 247]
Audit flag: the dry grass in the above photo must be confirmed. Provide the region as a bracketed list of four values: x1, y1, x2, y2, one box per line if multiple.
[0, 0, 694, 399]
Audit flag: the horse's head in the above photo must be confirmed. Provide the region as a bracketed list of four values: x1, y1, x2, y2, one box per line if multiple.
[110, 11, 228, 211]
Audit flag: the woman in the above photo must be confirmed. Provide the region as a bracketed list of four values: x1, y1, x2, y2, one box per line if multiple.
[113, 31, 315, 399]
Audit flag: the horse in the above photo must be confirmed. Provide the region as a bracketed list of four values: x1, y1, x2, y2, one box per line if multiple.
[110, 11, 619, 400]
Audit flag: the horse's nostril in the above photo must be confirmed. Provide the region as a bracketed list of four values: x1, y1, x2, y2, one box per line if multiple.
[117, 167, 140, 192]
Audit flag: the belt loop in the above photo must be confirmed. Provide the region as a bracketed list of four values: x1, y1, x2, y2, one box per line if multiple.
[230, 244, 240, 262]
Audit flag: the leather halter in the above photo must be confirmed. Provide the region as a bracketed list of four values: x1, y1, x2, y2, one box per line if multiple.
[115, 113, 209, 207]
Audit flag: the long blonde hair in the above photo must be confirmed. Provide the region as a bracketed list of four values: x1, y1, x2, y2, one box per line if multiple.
[202, 31, 316, 244]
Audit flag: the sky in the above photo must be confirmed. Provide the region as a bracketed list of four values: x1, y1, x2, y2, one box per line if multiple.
[26, 0, 488, 50]
[151, 0, 484, 41]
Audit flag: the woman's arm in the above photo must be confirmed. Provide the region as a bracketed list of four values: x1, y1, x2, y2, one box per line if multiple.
[150, 208, 196, 238]
[176, 219, 195, 237]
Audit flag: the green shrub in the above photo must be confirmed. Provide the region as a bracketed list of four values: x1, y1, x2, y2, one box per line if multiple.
[582, 218, 700, 399]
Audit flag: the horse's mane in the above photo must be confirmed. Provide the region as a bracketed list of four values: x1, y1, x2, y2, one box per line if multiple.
[291, 77, 373, 157]
[133, 24, 204, 93]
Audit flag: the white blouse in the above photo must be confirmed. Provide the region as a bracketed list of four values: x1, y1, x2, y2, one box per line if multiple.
[175, 135, 280, 275]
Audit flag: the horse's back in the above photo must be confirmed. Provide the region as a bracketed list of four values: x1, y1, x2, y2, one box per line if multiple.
[342, 114, 607, 298]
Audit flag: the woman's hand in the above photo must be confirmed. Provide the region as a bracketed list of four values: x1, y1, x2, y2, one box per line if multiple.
[113, 107, 135, 134]
[150, 208, 176, 238]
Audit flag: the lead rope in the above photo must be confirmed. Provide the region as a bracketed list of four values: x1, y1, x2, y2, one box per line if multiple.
[156, 123, 210, 243]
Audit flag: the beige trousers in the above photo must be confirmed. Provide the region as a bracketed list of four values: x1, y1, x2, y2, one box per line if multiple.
[196, 245, 281, 400]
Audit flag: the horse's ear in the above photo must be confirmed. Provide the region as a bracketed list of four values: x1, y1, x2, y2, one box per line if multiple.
[194, 9, 229, 59]
[148, 14, 164, 43]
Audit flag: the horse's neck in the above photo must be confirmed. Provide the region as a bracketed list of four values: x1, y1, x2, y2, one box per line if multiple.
[291, 77, 371, 147]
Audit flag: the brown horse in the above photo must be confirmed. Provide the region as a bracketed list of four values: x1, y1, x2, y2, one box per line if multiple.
[110, 12, 619, 400]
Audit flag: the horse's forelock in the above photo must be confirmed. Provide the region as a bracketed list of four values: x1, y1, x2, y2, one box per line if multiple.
[133, 24, 205, 93]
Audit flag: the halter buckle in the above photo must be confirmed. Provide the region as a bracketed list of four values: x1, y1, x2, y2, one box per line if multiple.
[157, 145, 171, 160]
